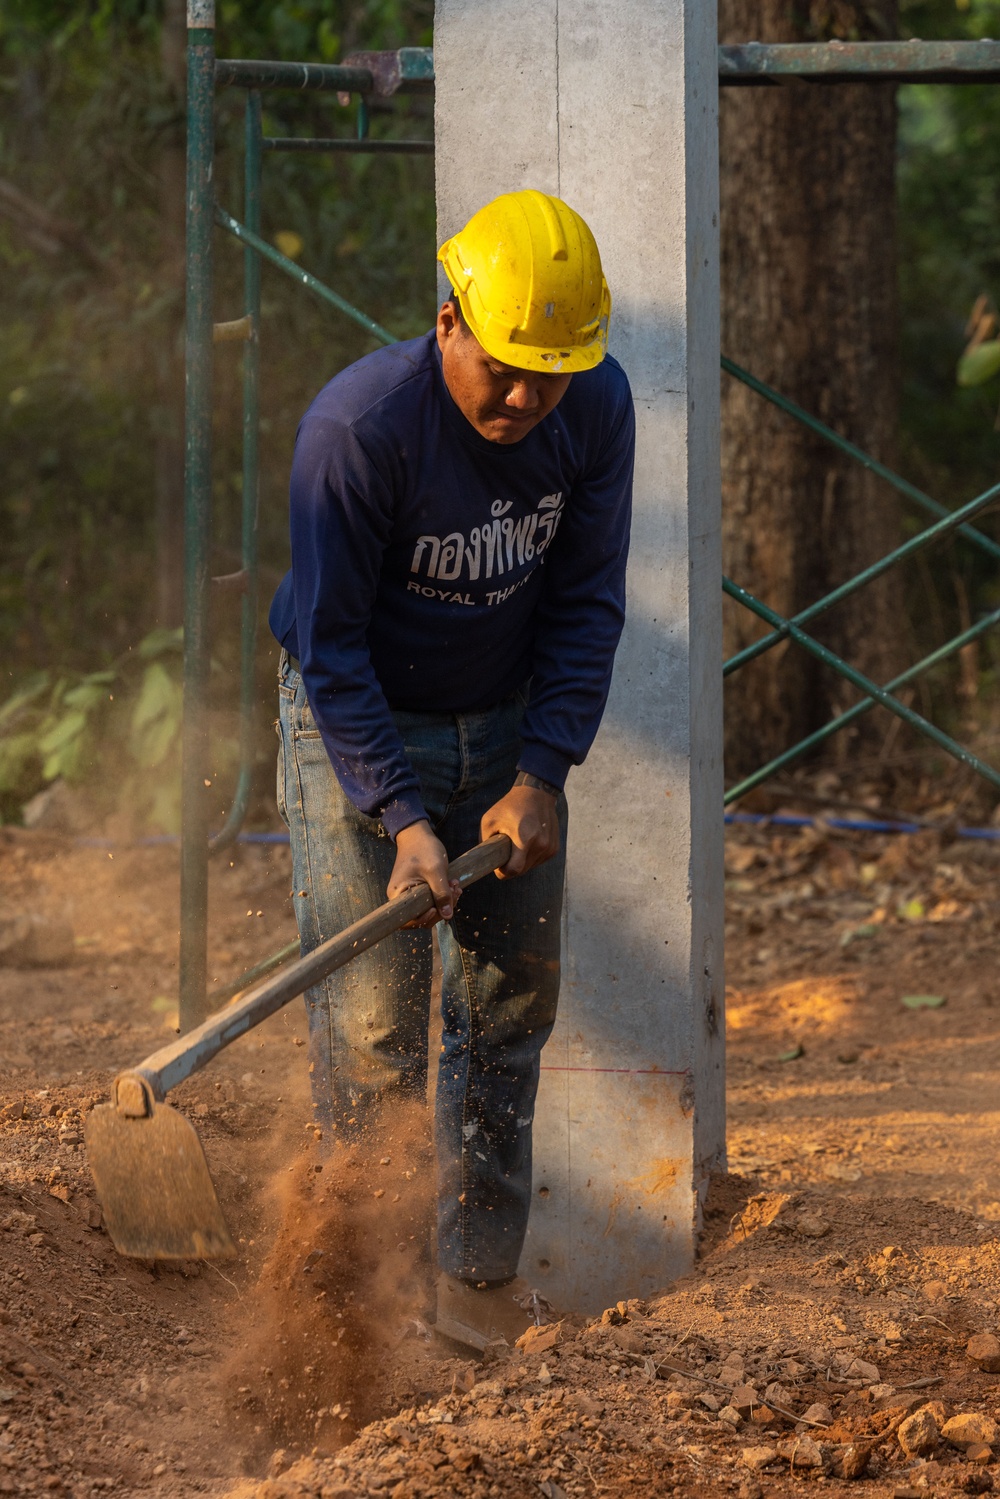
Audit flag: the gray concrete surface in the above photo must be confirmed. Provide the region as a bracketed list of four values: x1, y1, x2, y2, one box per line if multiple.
[434, 0, 725, 1312]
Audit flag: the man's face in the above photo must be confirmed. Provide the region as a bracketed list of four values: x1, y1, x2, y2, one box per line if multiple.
[436, 301, 573, 445]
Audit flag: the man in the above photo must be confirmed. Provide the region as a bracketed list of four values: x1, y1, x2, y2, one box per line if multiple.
[269, 188, 635, 1351]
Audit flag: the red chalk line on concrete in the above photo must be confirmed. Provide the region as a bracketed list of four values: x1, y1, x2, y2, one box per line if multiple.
[540, 1065, 690, 1075]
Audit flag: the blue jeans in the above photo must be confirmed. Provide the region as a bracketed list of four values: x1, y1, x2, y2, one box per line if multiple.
[276, 653, 566, 1281]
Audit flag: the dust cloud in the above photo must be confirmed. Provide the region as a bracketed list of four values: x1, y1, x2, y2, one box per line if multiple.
[222, 1100, 436, 1458]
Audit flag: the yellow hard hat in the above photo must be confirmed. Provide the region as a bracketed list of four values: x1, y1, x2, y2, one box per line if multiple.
[437, 189, 611, 375]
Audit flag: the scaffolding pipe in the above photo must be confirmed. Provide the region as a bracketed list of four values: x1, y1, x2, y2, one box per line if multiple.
[718, 39, 1000, 84]
[211, 91, 262, 858]
[724, 604, 1000, 804]
[723, 577, 1000, 794]
[179, 0, 216, 1033]
[723, 470, 1000, 676]
[214, 43, 1000, 96]
[214, 48, 434, 96]
[723, 356, 1000, 564]
[214, 59, 374, 93]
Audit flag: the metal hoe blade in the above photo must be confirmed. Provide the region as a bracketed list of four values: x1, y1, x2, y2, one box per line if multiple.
[85, 1096, 236, 1260]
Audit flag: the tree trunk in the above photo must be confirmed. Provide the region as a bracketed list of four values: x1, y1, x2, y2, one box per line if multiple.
[153, 0, 187, 628]
[719, 0, 907, 785]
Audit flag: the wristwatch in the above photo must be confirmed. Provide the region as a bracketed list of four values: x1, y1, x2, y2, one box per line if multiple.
[514, 770, 561, 799]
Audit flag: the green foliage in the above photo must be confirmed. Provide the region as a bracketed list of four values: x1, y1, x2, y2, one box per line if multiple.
[0, 628, 184, 829]
[900, 1, 1000, 40]
[128, 660, 183, 769]
[957, 338, 1000, 386]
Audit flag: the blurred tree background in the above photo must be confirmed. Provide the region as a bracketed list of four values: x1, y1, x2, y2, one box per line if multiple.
[720, 0, 906, 778]
[0, 0, 433, 826]
[720, 0, 1000, 796]
[1, 0, 1000, 826]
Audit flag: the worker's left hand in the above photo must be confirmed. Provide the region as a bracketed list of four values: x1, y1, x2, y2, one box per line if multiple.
[480, 786, 560, 879]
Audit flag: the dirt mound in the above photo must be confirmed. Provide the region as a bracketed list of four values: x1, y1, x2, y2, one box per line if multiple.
[225, 1169, 1000, 1497]
[3, 818, 1000, 1495]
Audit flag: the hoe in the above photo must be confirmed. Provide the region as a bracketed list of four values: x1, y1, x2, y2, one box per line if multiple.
[85, 835, 511, 1260]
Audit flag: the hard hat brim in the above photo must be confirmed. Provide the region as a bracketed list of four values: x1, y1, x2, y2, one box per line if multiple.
[467, 323, 602, 373]
[442, 273, 610, 375]
[468, 319, 608, 375]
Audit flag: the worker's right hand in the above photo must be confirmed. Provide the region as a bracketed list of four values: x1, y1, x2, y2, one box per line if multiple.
[388, 819, 460, 929]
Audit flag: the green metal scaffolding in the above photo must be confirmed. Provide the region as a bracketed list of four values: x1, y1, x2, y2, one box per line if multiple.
[181, 15, 1000, 1030]
[180, 12, 429, 1030]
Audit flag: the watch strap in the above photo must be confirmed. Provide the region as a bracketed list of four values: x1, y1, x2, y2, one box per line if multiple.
[514, 770, 561, 798]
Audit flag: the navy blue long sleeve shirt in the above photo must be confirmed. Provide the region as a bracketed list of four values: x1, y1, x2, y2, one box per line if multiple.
[268, 330, 635, 838]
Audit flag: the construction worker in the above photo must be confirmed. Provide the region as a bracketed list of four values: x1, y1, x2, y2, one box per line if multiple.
[270, 189, 635, 1351]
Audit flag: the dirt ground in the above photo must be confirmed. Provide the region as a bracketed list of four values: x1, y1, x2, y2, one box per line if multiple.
[3, 803, 1000, 1499]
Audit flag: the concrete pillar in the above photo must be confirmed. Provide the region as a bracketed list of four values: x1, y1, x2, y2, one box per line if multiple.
[435, 0, 724, 1313]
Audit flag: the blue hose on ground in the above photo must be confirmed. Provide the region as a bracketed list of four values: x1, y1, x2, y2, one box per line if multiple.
[41, 814, 1000, 848]
[725, 811, 1000, 841]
